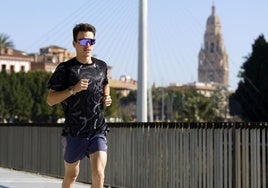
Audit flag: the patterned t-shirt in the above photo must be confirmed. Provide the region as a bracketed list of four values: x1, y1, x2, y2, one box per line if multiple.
[47, 57, 109, 137]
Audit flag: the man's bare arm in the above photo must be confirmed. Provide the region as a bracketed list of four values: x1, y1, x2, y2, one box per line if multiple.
[47, 79, 89, 106]
[103, 84, 112, 106]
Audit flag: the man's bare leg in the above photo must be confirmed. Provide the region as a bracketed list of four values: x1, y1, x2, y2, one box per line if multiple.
[62, 160, 80, 188]
[90, 151, 107, 188]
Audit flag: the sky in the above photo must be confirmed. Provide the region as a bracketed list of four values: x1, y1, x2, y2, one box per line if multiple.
[1, 0, 267, 90]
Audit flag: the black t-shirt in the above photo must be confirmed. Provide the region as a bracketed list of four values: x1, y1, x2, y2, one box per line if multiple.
[47, 57, 109, 137]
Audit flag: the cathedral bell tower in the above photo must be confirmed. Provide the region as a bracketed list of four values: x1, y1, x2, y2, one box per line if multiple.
[198, 5, 229, 86]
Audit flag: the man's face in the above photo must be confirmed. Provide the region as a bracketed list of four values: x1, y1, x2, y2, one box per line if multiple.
[73, 31, 95, 58]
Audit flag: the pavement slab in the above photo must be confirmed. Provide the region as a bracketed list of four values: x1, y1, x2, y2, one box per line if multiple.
[0, 167, 90, 188]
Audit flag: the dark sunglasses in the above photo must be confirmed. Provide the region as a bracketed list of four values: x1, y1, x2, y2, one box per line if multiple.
[78, 38, 96, 46]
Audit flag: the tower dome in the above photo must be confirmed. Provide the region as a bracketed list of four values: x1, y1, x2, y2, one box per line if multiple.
[206, 5, 221, 35]
[206, 5, 221, 26]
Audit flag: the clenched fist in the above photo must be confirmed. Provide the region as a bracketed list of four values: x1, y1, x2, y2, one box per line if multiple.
[103, 95, 112, 106]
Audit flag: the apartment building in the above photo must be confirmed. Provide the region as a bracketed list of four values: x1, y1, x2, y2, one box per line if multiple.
[0, 48, 32, 73]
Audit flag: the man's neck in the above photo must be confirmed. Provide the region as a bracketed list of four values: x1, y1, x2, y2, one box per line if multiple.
[76, 57, 92, 64]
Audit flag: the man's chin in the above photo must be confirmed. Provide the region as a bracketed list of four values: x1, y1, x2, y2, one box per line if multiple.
[84, 53, 92, 58]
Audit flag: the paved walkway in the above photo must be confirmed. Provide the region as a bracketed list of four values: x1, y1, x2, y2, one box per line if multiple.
[0, 167, 91, 188]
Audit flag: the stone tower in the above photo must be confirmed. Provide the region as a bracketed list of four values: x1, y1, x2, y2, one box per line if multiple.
[198, 5, 229, 86]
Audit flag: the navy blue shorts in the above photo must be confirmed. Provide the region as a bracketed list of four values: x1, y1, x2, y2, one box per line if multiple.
[61, 133, 108, 163]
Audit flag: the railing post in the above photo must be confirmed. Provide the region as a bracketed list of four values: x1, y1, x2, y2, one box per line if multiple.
[232, 124, 236, 188]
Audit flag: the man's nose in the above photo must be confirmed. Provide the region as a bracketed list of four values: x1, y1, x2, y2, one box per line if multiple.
[86, 42, 92, 46]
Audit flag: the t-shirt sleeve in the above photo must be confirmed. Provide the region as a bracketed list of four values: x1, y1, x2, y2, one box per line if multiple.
[47, 64, 68, 91]
[103, 66, 109, 86]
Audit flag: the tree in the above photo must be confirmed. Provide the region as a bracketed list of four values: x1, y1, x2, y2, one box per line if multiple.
[0, 71, 64, 123]
[0, 33, 14, 53]
[118, 90, 137, 122]
[179, 89, 217, 122]
[26, 71, 62, 122]
[152, 87, 218, 122]
[229, 34, 268, 121]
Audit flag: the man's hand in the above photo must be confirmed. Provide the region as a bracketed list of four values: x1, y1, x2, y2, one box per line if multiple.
[103, 95, 112, 106]
[74, 79, 89, 93]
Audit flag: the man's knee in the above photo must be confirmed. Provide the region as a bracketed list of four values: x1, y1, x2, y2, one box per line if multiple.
[64, 161, 80, 183]
[66, 169, 79, 181]
[92, 169, 105, 182]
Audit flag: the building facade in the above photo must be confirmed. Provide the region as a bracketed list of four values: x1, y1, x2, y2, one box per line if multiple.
[31, 45, 74, 72]
[198, 5, 229, 86]
[0, 48, 32, 73]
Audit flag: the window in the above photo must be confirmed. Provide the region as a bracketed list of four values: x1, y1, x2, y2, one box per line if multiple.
[21, 66, 25, 72]
[1, 65, 6, 72]
[210, 43, 214, 53]
[10, 65, 15, 73]
[209, 71, 214, 81]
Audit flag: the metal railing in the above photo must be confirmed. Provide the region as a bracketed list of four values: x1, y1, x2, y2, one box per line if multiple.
[0, 122, 267, 188]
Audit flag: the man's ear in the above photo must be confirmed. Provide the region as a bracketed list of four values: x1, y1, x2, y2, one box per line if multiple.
[72, 41, 75, 47]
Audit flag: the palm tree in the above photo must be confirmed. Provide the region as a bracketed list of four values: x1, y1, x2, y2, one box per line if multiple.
[0, 33, 15, 54]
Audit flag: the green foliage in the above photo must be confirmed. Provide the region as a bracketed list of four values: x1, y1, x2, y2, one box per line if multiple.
[152, 87, 218, 122]
[0, 33, 14, 50]
[229, 34, 268, 121]
[0, 71, 63, 123]
[26, 71, 63, 122]
[118, 91, 137, 122]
